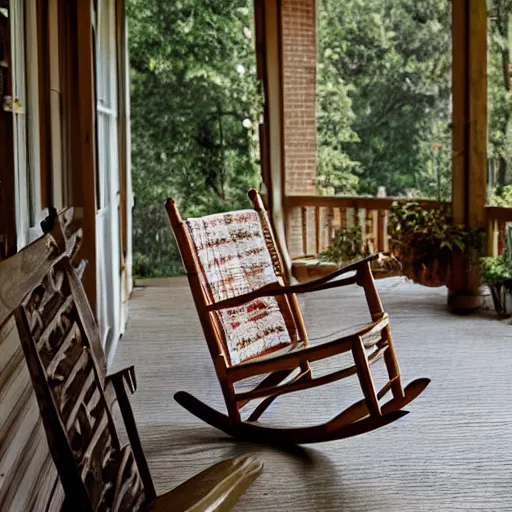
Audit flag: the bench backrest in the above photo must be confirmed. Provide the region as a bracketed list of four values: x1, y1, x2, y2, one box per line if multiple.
[0, 212, 148, 510]
[16, 253, 147, 509]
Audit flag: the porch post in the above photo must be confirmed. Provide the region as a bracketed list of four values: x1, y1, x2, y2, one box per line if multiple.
[450, 0, 487, 312]
[255, 0, 293, 280]
[75, 0, 98, 313]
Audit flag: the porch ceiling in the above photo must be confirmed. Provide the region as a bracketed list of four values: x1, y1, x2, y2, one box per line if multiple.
[113, 277, 512, 511]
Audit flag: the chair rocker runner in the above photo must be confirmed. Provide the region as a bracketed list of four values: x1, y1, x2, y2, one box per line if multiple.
[166, 189, 429, 445]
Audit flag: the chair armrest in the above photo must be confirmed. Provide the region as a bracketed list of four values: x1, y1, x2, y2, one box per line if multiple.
[206, 254, 379, 312]
[106, 366, 157, 501]
[106, 365, 137, 394]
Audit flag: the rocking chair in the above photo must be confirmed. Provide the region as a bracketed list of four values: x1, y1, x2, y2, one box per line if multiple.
[165, 189, 429, 445]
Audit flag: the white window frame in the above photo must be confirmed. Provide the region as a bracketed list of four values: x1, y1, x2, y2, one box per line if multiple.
[10, 0, 46, 249]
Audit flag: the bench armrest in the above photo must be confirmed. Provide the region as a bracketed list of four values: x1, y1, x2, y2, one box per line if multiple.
[106, 366, 157, 501]
[106, 365, 137, 394]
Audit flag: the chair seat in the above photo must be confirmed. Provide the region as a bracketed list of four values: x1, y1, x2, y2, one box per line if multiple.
[235, 317, 386, 368]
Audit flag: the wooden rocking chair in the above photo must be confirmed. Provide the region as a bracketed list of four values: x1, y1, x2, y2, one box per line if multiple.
[3, 217, 262, 511]
[166, 189, 430, 445]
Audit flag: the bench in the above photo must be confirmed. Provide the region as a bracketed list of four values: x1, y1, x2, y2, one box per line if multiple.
[0, 211, 262, 511]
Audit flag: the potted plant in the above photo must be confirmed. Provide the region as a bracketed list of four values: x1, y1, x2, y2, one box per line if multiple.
[319, 226, 367, 265]
[481, 225, 512, 316]
[389, 202, 486, 287]
[319, 225, 402, 279]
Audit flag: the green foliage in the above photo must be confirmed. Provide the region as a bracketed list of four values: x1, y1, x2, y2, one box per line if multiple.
[488, 0, 512, 188]
[128, 0, 261, 277]
[481, 256, 512, 285]
[319, 226, 366, 265]
[481, 225, 512, 285]
[481, 224, 512, 315]
[489, 184, 512, 207]
[389, 202, 486, 270]
[128, 0, 512, 278]
[132, 205, 184, 277]
[316, 0, 452, 198]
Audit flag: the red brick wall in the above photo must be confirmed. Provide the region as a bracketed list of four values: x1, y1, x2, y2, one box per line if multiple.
[280, 0, 317, 258]
[281, 0, 317, 195]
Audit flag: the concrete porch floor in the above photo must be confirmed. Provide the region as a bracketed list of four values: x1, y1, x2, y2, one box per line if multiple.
[113, 276, 512, 511]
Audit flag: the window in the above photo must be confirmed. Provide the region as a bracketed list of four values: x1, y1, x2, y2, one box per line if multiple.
[94, 0, 118, 212]
[8, 0, 44, 249]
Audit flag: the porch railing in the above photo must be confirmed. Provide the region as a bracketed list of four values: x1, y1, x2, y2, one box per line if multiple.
[284, 196, 512, 261]
[284, 195, 446, 260]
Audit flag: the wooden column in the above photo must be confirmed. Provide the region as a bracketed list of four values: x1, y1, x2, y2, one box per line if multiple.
[252, 0, 293, 281]
[450, 0, 487, 312]
[75, 0, 97, 313]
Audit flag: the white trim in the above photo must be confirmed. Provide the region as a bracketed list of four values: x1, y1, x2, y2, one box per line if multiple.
[10, 0, 44, 249]
[95, 0, 122, 366]
[26, 0, 43, 232]
[48, 0, 64, 209]
[10, 0, 29, 250]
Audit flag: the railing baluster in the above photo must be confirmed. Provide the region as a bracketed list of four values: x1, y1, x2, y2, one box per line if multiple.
[498, 220, 506, 256]
[353, 207, 360, 242]
[488, 217, 498, 257]
[327, 207, 334, 245]
[377, 209, 386, 253]
[372, 210, 379, 251]
[284, 196, 455, 262]
[365, 209, 373, 253]
[385, 209, 390, 252]
[340, 207, 347, 230]
[301, 206, 308, 258]
[315, 207, 321, 255]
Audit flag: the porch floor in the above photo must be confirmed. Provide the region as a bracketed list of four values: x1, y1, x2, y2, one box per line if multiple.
[113, 277, 512, 511]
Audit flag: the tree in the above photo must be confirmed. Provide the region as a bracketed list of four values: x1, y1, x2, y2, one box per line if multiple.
[488, 0, 512, 189]
[128, 0, 261, 276]
[317, 0, 452, 198]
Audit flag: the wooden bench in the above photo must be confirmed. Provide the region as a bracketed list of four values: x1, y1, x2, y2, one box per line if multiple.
[0, 212, 262, 511]
[0, 210, 81, 511]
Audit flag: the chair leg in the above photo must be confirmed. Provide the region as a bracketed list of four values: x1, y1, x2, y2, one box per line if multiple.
[352, 336, 381, 416]
[358, 262, 404, 403]
[381, 326, 405, 400]
[300, 360, 312, 379]
[222, 384, 242, 426]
